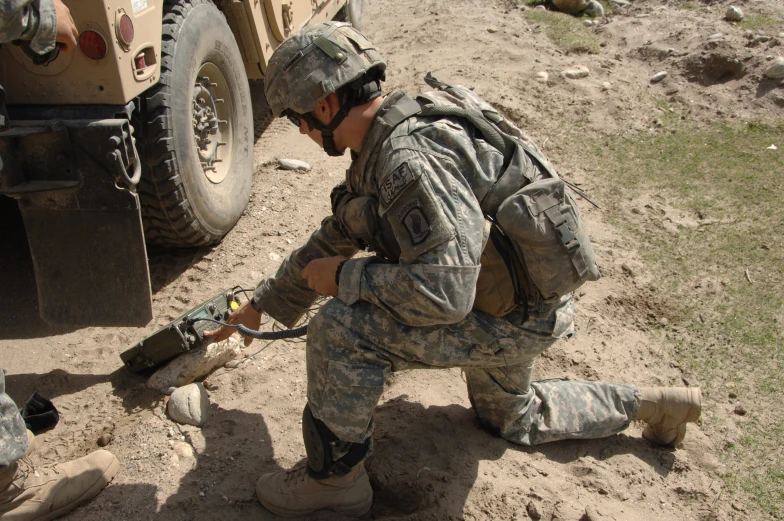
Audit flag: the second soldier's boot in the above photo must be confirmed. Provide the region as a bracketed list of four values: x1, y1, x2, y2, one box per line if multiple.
[635, 387, 702, 447]
[0, 449, 120, 521]
[255, 462, 373, 517]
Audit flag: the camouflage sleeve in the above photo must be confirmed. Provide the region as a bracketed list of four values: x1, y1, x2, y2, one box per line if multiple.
[0, 368, 28, 468]
[0, 0, 57, 54]
[253, 215, 358, 328]
[337, 140, 486, 327]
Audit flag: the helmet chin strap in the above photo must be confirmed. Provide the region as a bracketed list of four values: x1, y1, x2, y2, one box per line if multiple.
[310, 77, 384, 157]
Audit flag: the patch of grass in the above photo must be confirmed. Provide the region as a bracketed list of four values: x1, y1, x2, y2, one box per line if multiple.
[524, 9, 599, 53]
[579, 120, 784, 517]
[737, 14, 784, 32]
[678, 2, 699, 10]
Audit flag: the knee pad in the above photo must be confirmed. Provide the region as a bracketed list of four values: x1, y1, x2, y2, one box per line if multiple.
[302, 404, 371, 479]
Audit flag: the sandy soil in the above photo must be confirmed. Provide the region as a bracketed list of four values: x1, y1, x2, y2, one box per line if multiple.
[0, 0, 781, 519]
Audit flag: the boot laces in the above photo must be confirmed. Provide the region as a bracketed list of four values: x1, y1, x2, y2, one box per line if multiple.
[282, 463, 309, 486]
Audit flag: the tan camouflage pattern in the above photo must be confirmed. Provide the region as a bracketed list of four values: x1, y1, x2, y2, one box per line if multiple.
[263, 21, 386, 117]
[0, 369, 28, 468]
[0, 0, 57, 54]
[254, 89, 642, 446]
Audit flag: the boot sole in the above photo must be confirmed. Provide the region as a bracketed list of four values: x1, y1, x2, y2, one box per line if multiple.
[261, 495, 373, 518]
[33, 456, 120, 521]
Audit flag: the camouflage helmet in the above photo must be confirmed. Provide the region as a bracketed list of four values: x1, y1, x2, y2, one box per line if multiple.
[264, 22, 386, 117]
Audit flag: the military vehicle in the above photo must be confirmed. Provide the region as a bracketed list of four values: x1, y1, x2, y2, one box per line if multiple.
[0, 0, 361, 326]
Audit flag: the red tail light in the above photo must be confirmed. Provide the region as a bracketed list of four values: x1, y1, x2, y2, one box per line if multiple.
[79, 30, 107, 60]
[118, 15, 134, 47]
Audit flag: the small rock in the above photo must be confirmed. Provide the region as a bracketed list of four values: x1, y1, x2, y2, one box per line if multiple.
[733, 404, 747, 416]
[225, 359, 242, 369]
[148, 337, 243, 392]
[584, 0, 605, 17]
[97, 434, 112, 447]
[659, 317, 669, 326]
[268, 252, 281, 261]
[563, 65, 590, 79]
[610, 0, 629, 6]
[584, 20, 594, 27]
[173, 442, 194, 458]
[728, 392, 738, 399]
[725, 6, 743, 22]
[650, 71, 668, 83]
[621, 263, 635, 277]
[764, 57, 784, 79]
[277, 158, 311, 171]
[706, 33, 724, 41]
[601, 81, 611, 91]
[167, 383, 210, 427]
[487, 27, 499, 34]
[552, 0, 589, 14]
[535, 4, 546, 10]
[584, 505, 607, 521]
[535, 71, 549, 83]
[526, 500, 542, 519]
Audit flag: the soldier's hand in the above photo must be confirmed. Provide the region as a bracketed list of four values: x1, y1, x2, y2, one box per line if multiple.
[54, 0, 78, 52]
[301, 256, 346, 297]
[203, 300, 261, 347]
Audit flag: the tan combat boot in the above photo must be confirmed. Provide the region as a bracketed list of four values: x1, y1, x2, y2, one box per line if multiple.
[0, 450, 119, 521]
[636, 387, 702, 447]
[256, 462, 373, 517]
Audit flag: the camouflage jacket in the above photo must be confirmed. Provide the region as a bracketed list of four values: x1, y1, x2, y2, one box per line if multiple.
[254, 90, 505, 328]
[0, 0, 57, 55]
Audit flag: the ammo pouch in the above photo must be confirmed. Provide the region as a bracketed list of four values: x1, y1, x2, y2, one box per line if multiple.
[474, 221, 523, 317]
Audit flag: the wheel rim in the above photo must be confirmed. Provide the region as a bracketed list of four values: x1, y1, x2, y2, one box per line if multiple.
[192, 62, 233, 184]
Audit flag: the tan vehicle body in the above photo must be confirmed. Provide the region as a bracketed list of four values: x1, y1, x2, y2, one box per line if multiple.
[0, 0, 353, 326]
[1, 0, 346, 105]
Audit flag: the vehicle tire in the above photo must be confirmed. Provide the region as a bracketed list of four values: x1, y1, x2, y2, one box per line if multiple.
[336, 0, 364, 31]
[136, 0, 252, 247]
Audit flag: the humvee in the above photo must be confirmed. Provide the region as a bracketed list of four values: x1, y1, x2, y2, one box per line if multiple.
[0, 0, 361, 326]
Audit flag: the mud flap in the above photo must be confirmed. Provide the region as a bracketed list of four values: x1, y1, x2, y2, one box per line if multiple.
[21, 203, 152, 326]
[2, 117, 153, 326]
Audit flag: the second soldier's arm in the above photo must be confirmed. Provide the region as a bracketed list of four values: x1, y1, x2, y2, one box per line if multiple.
[0, 0, 57, 53]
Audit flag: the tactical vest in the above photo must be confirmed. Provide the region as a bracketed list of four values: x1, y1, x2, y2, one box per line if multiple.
[334, 74, 600, 317]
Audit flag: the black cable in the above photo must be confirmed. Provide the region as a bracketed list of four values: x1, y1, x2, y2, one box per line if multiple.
[189, 317, 308, 340]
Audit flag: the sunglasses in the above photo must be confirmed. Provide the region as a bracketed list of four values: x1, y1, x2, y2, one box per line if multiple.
[284, 109, 318, 132]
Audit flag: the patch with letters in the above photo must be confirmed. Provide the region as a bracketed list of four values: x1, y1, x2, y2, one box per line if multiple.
[396, 198, 431, 245]
[379, 162, 418, 206]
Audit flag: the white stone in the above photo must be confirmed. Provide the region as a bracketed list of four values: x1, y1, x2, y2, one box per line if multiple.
[583, 20, 593, 27]
[167, 383, 209, 427]
[584, 0, 604, 17]
[706, 33, 724, 41]
[764, 57, 784, 79]
[148, 336, 242, 392]
[278, 158, 311, 171]
[724, 6, 743, 22]
[610, 0, 630, 7]
[563, 66, 590, 79]
[650, 71, 668, 83]
[535, 71, 549, 83]
[767, 144, 778, 150]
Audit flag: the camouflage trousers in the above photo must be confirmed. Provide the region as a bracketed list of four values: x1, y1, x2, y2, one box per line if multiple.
[306, 296, 642, 446]
[0, 368, 28, 468]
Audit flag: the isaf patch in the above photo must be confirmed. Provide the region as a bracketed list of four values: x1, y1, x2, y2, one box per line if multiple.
[379, 162, 418, 206]
[396, 199, 431, 245]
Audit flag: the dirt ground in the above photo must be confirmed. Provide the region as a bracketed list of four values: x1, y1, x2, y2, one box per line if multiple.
[1, 0, 782, 519]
